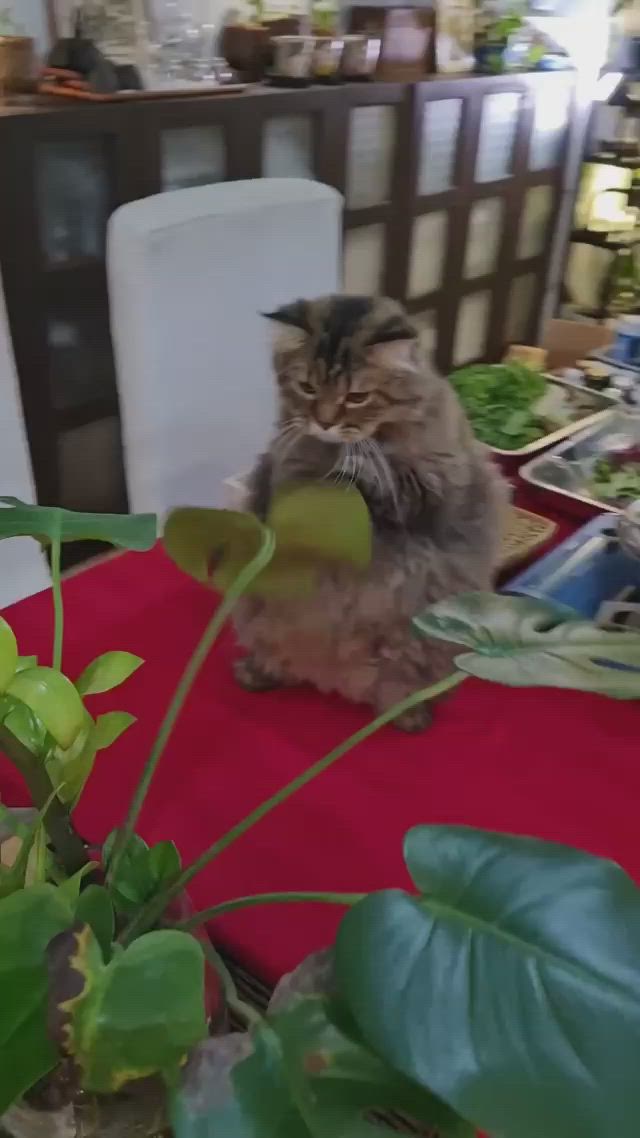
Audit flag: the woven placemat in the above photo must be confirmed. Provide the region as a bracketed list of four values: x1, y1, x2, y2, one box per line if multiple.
[500, 505, 557, 572]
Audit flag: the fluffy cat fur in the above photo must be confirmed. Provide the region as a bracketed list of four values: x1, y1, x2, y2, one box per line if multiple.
[233, 295, 508, 731]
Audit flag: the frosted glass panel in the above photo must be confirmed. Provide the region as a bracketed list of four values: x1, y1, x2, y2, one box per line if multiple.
[59, 418, 124, 512]
[162, 127, 226, 191]
[530, 84, 570, 170]
[418, 99, 462, 196]
[343, 225, 385, 294]
[454, 292, 490, 365]
[47, 310, 115, 412]
[475, 92, 520, 183]
[506, 274, 537, 344]
[36, 140, 109, 263]
[346, 106, 394, 208]
[464, 198, 503, 279]
[263, 116, 313, 178]
[518, 184, 554, 260]
[408, 211, 447, 298]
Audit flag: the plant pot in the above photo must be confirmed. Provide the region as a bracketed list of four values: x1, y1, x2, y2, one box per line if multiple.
[0, 36, 35, 94]
[474, 41, 508, 73]
[1, 1076, 169, 1138]
[221, 17, 301, 80]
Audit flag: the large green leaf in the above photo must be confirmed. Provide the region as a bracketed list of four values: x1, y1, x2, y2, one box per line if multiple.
[45, 709, 97, 807]
[75, 885, 115, 963]
[75, 651, 143, 697]
[267, 482, 371, 570]
[163, 507, 268, 586]
[0, 617, 18, 692]
[5, 667, 85, 749]
[172, 995, 470, 1138]
[164, 484, 371, 599]
[414, 592, 640, 698]
[172, 1030, 308, 1138]
[1, 702, 47, 757]
[335, 824, 640, 1138]
[0, 498, 157, 550]
[47, 924, 206, 1093]
[0, 885, 74, 1113]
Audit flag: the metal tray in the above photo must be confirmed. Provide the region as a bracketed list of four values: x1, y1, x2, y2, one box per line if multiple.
[520, 409, 640, 515]
[486, 375, 618, 460]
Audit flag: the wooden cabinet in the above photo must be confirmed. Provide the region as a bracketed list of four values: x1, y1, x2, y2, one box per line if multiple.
[0, 71, 575, 529]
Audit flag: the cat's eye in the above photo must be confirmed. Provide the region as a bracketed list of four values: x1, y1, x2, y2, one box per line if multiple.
[346, 391, 371, 406]
[297, 380, 315, 397]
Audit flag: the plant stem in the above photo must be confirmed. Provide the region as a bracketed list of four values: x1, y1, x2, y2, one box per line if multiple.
[174, 890, 366, 932]
[107, 529, 276, 890]
[122, 671, 466, 943]
[0, 724, 87, 875]
[199, 938, 263, 1030]
[51, 536, 63, 672]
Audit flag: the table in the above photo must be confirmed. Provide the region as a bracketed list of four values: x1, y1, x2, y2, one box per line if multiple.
[1, 491, 638, 987]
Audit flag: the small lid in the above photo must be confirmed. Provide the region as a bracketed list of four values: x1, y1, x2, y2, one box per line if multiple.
[579, 362, 611, 378]
[617, 313, 640, 327]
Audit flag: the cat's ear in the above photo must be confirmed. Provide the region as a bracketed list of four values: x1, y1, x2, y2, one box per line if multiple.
[262, 300, 310, 331]
[366, 335, 418, 371]
[262, 301, 310, 354]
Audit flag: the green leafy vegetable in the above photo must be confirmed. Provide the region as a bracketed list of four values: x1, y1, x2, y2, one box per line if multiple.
[449, 363, 547, 450]
[589, 457, 640, 504]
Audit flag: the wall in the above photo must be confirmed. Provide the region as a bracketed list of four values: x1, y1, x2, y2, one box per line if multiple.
[5, 0, 48, 51]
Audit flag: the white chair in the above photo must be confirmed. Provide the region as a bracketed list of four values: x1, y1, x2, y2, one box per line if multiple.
[107, 178, 342, 517]
[0, 272, 50, 610]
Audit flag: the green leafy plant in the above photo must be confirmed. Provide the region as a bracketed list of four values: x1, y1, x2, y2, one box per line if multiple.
[1, 492, 640, 1138]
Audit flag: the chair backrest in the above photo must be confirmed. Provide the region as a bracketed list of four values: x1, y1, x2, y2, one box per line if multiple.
[108, 178, 342, 516]
[0, 272, 50, 610]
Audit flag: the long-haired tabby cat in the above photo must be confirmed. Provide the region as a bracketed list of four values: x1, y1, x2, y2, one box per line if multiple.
[234, 295, 508, 731]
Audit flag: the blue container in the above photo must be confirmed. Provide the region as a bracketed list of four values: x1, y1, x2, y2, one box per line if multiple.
[504, 514, 640, 619]
[611, 318, 640, 369]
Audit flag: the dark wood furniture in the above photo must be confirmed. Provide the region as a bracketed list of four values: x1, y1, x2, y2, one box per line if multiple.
[0, 71, 575, 522]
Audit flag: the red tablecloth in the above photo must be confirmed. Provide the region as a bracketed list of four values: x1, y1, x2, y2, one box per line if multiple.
[1, 493, 637, 986]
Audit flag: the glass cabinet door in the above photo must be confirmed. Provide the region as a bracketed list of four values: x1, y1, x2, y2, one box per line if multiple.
[36, 139, 111, 264]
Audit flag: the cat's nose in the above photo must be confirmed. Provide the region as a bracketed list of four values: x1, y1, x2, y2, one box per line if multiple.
[313, 405, 337, 428]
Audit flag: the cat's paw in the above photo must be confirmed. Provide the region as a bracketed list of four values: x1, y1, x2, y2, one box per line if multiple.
[234, 657, 283, 693]
[392, 703, 433, 733]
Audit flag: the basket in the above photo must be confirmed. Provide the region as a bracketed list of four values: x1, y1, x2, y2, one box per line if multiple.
[500, 505, 557, 571]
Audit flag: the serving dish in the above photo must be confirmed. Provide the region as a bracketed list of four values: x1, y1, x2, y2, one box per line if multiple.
[486, 375, 618, 463]
[520, 409, 640, 518]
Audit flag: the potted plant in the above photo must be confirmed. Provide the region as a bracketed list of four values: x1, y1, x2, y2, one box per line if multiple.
[473, 1, 525, 73]
[1, 488, 640, 1138]
[221, 1, 302, 82]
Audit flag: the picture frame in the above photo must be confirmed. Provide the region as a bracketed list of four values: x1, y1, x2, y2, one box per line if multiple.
[46, 0, 149, 64]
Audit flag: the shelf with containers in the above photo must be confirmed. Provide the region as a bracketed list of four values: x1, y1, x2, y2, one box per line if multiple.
[0, 70, 576, 556]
